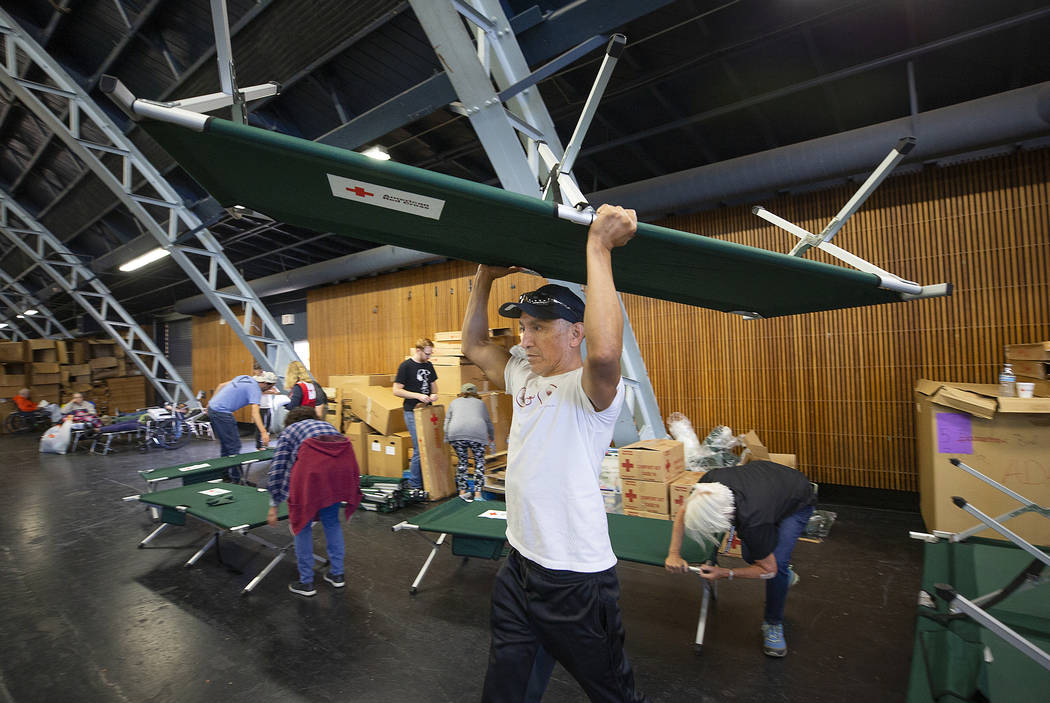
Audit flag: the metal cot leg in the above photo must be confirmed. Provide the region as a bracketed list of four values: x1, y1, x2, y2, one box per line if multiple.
[138, 522, 170, 547]
[185, 533, 218, 566]
[409, 532, 447, 595]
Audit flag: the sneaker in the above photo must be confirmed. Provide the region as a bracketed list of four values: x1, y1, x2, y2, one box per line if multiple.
[761, 622, 787, 657]
[473, 492, 485, 502]
[788, 565, 799, 588]
[459, 493, 473, 503]
[289, 581, 317, 597]
[324, 571, 345, 588]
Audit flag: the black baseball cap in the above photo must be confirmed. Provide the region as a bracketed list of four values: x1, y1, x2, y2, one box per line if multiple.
[498, 284, 585, 324]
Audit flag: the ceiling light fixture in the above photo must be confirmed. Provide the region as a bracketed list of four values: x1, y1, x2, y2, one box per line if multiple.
[23, 309, 39, 315]
[362, 145, 390, 161]
[119, 247, 170, 272]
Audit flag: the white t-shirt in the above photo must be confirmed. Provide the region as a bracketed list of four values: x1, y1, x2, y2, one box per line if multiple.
[503, 346, 625, 572]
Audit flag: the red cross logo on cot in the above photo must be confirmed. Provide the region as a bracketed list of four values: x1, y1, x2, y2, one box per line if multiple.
[346, 185, 374, 198]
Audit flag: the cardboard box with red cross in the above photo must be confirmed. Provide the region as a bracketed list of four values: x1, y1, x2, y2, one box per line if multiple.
[618, 439, 685, 482]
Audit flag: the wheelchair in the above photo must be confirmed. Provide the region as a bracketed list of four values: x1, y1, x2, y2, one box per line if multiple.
[4, 409, 52, 434]
[138, 405, 191, 451]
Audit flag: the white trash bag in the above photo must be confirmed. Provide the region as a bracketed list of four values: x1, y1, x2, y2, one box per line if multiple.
[40, 418, 73, 454]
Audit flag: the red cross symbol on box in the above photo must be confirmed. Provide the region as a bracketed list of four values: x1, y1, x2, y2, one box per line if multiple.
[664, 459, 670, 469]
[624, 488, 637, 502]
[346, 186, 374, 198]
[429, 414, 439, 426]
[622, 459, 634, 470]
[674, 494, 684, 506]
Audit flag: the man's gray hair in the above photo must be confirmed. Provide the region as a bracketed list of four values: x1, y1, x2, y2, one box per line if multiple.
[683, 481, 735, 549]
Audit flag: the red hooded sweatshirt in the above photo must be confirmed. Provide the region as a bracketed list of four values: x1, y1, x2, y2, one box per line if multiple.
[288, 434, 362, 534]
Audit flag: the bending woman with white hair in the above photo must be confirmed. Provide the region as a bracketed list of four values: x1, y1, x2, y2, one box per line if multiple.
[665, 460, 815, 658]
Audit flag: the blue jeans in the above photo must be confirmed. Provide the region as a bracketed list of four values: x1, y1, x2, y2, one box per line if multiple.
[293, 502, 344, 583]
[403, 409, 423, 489]
[742, 505, 814, 625]
[209, 411, 243, 478]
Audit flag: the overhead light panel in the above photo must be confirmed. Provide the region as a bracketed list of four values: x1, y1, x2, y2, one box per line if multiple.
[119, 247, 170, 272]
[23, 309, 38, 315]
[0, 323, 7, 328]
[362, 145, 390, 161]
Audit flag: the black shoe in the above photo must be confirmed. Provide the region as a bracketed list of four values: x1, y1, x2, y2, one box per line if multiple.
[324, 571, 345, 588]
[289, 581, 316, 596]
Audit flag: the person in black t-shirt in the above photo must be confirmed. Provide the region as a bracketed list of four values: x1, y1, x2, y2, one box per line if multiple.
[665, 460, 815, 658]
[392, 337, 439, 489]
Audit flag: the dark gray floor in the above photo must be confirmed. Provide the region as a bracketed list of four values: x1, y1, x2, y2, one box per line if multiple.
[0, 432, 924, 702]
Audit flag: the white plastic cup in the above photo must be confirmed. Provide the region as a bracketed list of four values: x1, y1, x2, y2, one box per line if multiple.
[1016, 382, 1035, 398]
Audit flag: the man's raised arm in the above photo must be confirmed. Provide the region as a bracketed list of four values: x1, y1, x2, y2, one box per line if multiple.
[462, 265, 513, 390]
[581, 205, 637, 411]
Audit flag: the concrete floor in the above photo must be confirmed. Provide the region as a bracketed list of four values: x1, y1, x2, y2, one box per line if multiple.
[1, 431, 925, 702]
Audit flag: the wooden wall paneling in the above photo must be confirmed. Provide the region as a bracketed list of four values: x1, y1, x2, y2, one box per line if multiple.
[191, 308, 258, 422]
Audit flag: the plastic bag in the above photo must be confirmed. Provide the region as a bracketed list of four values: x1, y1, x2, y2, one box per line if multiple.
[696, 425, 742, 469]
[40, 419, 72, 454]
[805, 510, 838, 539]
[667, 412, 705, 471]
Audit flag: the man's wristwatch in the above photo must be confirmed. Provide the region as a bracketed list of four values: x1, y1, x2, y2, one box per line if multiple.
[728, 569, 735, 580]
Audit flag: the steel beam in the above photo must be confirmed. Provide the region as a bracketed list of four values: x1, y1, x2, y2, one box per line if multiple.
[0, 8, 302, 377]
[0, 189, 198, 407]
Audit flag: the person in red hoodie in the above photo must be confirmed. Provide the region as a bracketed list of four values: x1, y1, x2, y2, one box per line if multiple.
[266, 406, 362, 597]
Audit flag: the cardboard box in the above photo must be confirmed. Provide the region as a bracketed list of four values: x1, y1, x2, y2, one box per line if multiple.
[27, 339, 55, 350]
[619, 439, 685, 483]
[719, 528, 744, 559]
[479, 391, 513, 453]
[343, 419, 370, 474]
[29, 372, 61, 385]
[348, 385, 406, 435]
[31, 362, 61, 374]
[89, 356, 119, 370]
[621, 477, 675, 515]
[414, 404, 455, 499]
[669, 472, 702, 518]
[0, 386, 22, 399]
[328, 374, 394, 389]
[30, 347, 58, 363]
[0, 342, 27, 363]
[383, 432, 413, 475]
[30, 384, 60, 402]
[623, 507, 669, 520]
[431, 362, 488, 392]
[0, 374, 26, 387]
[366, 433, 396, 477]
[915, 379, 1050, 545]
[1005, 341, 1050, 361]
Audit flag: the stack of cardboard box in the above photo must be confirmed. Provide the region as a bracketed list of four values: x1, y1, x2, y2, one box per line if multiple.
[0, 338, 150, 424]
[619, 439, 686, 520]
[1005, 340, 1050, 396]
[331, 330, 517, 499]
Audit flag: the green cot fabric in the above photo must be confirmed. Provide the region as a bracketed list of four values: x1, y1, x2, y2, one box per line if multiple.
[137, 482, 287, 530]
[143, 118, 913, 318]
[138, 449, 274, 484]
[907, 538, 1050, 702]
[409, 499, 709, 565]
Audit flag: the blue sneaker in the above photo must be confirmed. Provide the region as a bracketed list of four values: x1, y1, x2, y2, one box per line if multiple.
[788, 565, 799, 588]
[762, 622, 787, 657]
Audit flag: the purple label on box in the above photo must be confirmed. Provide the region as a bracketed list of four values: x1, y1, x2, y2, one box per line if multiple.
[936, 412, 973, 454]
